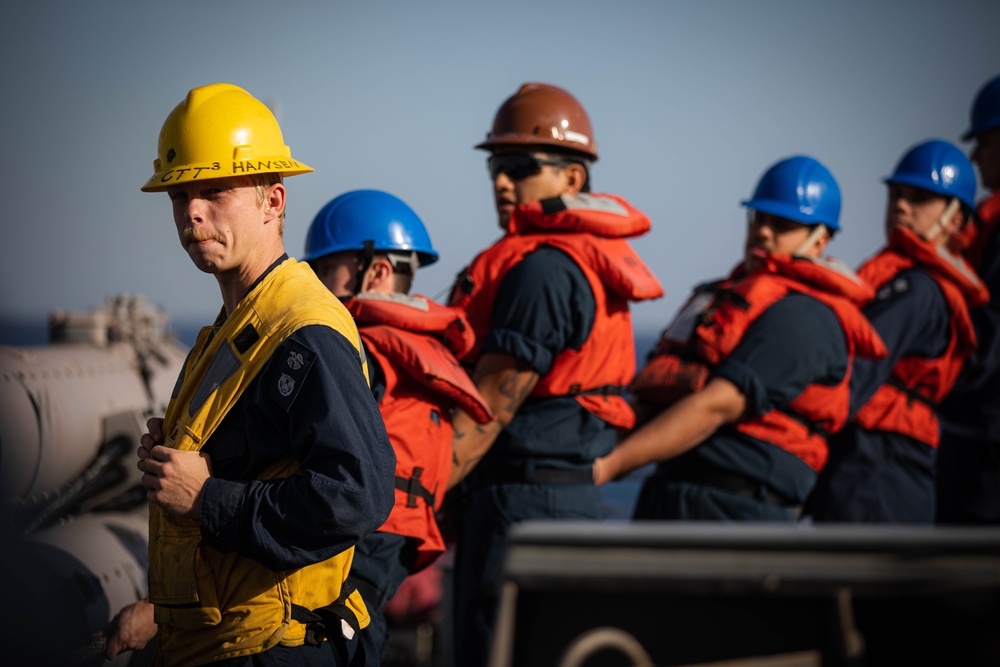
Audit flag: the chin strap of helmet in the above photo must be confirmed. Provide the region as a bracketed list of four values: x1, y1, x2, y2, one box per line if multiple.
[353, 240, 376, 297]
[923, 198, 961, 242]
[386, 251, 419, 275]
[793, 225, 829, 257]
[353, 243, 420, 297]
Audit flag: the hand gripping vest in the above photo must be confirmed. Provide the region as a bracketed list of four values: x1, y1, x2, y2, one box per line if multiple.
[347, 293, 492, 571]
[449, 193, 664, 429]
[632, 252, 887, 471]
[149, 259, 371, 666]
[853, 226, 989, 447]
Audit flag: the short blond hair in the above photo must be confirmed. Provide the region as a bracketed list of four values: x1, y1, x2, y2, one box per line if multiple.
[250, 173, 285, 236]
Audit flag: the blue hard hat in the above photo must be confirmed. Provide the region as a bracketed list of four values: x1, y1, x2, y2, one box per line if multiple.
[741, 155, 841, 231]
[303, 189, 439, 266]
[884, 139, 977, 210]
[962, 74, 1000, 141]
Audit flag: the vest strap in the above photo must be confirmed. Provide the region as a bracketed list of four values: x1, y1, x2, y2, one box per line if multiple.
[712, 285, 752, 312]
[887, 374, 940, 411]
[291, 580, 365, 664]
[778, 408, 831, 440]
[565, 383, 626, 397]
[395, 468, 435, 508]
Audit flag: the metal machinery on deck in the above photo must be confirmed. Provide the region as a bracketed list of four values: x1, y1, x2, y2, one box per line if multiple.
[491, 521, 1000, 667]
[0, 295, 188, 666]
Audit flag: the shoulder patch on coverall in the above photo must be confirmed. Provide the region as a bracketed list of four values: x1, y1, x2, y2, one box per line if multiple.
[269, 339, 316, 412]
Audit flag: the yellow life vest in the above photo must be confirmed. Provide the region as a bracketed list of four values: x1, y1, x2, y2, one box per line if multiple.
[148, 258, 371, 666]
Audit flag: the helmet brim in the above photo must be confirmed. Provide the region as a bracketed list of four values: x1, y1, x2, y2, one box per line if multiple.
[141, 159, 313, 193]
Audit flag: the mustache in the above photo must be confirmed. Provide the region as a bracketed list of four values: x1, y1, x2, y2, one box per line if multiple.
[181, 227, 223, 246]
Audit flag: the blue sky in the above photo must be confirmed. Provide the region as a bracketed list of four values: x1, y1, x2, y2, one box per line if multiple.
[2, 1, 998, 344]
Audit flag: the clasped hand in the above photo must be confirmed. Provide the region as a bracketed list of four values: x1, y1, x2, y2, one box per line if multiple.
[138, 417, 212, 520]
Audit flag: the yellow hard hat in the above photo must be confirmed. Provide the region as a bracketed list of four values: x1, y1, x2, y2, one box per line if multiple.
[140, 83, 313, 193]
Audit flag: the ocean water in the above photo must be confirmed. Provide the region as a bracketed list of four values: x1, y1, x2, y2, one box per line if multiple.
[0, 319, 49, 346]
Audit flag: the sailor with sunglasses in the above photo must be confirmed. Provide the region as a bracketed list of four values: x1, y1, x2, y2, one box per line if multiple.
[445, 82, 663, 667]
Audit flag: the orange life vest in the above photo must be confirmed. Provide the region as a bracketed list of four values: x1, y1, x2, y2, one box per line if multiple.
[347, 293, 492, 570]
[632, 252, 887, 471]
[853, 227, 989, 447]
[971, 192, 1000, 271]
[449, 193, 663, 429]
[952, 191, 1000, 271]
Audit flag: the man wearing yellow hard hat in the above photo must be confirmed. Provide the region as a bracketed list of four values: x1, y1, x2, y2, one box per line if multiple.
[104, 83, 395, 666]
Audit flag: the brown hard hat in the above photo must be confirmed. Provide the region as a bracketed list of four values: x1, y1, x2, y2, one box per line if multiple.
[476, 82, 598, 161]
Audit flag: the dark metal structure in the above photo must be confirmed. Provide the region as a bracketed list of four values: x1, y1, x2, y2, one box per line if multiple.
[490, 521, 1000, 667]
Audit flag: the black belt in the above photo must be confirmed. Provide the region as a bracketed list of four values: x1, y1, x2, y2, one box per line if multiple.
[566, 383, 626, 397]
[655, 464, 798, 508]
[472, 463, 594, 487]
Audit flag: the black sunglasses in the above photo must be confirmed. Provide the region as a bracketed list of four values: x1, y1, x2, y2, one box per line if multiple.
[487, 154, 573, 181]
